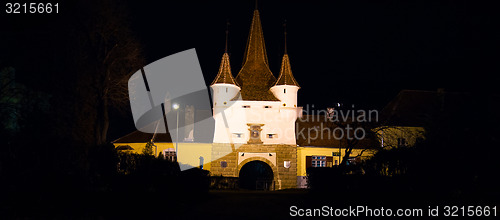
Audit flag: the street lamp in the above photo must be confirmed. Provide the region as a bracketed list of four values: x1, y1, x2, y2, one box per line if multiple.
[172, 103, 180, 161]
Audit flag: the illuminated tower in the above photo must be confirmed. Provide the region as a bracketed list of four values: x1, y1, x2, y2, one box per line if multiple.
[270, 28, 300, 108]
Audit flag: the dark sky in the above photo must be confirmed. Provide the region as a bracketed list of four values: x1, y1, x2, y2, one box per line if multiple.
[134, 1, 498, 94]
[2, 0, 499, 140]
[125, 0, 498, 109]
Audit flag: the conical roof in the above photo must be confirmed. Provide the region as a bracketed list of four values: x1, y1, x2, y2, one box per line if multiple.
[235, 10, 278, 101]
[275, 54, 299, 87]
[211, 52, 238, 86]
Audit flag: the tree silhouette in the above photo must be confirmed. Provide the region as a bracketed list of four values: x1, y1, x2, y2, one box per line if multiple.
[324, 106, 380, 168]
[67, 0, 145, 146]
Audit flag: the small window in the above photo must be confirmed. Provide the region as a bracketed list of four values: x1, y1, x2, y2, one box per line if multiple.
[264, 106, 272, 108]
[233, 133, 243, 138]
[284, 88, 286, 93]
[163, 149, 177, 162]
[397, 138, 408, 147]
[242, 105, 251, 108]
[226, 88, 228, 93]
[267, 134, 277, 139]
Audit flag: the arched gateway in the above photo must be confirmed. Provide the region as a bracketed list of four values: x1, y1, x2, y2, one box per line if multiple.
[239, 160, 274, 190]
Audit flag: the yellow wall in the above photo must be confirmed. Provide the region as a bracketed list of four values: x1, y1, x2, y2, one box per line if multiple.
[297, 147, 376, 177]
[113, 142, 213, 171]
[376, 126, 425, 149]
[114, 142, 380, 177]
[177, 143, 212, 171]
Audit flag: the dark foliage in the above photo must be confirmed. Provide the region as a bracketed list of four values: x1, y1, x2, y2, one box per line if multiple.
[307, 94, 500, 205]
[210, 176, 240, 190]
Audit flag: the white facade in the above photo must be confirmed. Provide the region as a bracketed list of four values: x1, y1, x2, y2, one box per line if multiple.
[270, 85, 299, 108]
[210, 8, 301, 146]
[211, 89, 300, 145]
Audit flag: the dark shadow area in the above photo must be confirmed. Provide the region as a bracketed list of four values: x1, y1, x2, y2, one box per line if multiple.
[238, 161, 274, 190]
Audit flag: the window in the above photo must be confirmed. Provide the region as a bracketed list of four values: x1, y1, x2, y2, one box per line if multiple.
[267, 134, 277, 139]
[226, 87, 228, 93]
[264, 106, 272, 108]
[306, 156, 334, 168]
[312, 160, 325, 167]
[397, 138, 408, 147]
[242, 105, 251, 108]
[311, 156, 326, 167]
[233, 133, 243, 138]
[346, 157, 358, 165]
[284, 88, 286, 93]
[163, 149, 176, 162]
[312, 156, 326, 160]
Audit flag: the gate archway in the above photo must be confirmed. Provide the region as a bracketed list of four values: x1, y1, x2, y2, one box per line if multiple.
[238, 160, 274, 190]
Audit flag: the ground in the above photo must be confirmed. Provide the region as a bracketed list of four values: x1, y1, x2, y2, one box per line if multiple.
[3, 188, 499, 219]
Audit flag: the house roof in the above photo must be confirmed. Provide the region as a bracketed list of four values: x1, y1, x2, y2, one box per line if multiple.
[235, 9, 279, 101]
[112, 130, 172, 143]
[295, 115, 377, 149]
[380, 89, 471, 127]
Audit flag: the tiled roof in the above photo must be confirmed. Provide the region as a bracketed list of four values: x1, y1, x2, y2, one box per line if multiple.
[275, 54, 299, 87]
[112, 130, 172, 143]
[380, 89, 471, 127]
[211, 53, 238, 86]
[296, 115, 376, 149]
[235, 10, 279, 101]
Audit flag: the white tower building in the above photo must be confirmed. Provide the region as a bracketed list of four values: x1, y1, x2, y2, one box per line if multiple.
[211, 9, 301, 145]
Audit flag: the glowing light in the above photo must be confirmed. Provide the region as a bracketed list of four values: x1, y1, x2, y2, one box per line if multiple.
[172, 103, 179, 110]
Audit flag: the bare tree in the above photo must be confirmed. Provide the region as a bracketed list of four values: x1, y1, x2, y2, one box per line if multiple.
[68, 0, 145, 146]
[324, 106, 380, 168]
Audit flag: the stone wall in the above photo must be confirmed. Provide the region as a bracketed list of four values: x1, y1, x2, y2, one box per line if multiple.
[210, 143, 297, 190]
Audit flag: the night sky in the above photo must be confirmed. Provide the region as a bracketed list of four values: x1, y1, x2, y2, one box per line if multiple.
[2, 0, 499, 140]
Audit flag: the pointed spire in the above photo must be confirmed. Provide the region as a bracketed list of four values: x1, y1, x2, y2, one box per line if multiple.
[212, 53, 237, 86]
[239, 9, 270, 68]
[212, 25, 237, 86]
[275, 28, 299, 88]
[225, 20, 229, 53]
[275, 54, 299, 87]
[284, 20, 288, 54]
[235, 9, 278, 101]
